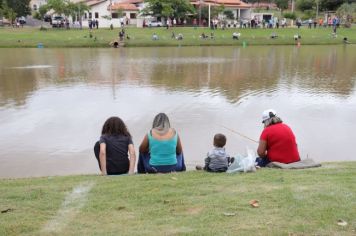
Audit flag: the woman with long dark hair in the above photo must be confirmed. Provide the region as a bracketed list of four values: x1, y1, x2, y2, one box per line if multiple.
[94, 117, 136, 175]
[138, 113, 186, 173]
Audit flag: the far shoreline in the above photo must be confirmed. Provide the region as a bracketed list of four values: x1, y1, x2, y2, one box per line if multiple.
[0, 27, 355, 48]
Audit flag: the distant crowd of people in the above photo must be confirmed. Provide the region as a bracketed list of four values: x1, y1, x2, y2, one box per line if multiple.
[88, 19, 99, 29]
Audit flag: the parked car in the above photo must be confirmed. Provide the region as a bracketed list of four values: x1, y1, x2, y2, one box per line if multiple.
[0, 18, 11, 26]
[52, 16, 64, 28]
[44, 15, 52, 23]
[18, 16, 26, 24]
[148, 20, 162, 27]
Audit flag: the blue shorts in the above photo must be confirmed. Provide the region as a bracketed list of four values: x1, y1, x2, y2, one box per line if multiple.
[137, 152, 186, 173]
[255, 157, 271, 167]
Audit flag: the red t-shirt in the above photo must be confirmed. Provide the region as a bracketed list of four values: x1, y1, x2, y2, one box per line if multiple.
[260, 123, 300, 163]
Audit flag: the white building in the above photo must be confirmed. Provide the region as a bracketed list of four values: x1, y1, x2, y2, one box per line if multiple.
[79, 0, 143, 28]
[30, 0, 48, 11]
[31, 0, 144, 28]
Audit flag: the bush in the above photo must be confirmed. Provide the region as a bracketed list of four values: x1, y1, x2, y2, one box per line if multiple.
[296, 0, 314, 11]
[223, 10, 234, 20]
[283, 12, 297, 20]
[33, 11, 41, 20]
[302, 10, 315, 20]
[336, 3, 356, 26]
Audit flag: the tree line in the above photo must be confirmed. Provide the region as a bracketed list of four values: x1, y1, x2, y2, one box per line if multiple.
[0, 0, 31, 23]
[1, 0, 354, 24]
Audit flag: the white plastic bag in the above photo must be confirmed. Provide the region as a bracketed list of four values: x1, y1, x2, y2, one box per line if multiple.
[227, 147, 256, 174]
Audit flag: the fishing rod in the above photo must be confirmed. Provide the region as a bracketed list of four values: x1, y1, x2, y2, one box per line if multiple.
[220, 125, 259, 144]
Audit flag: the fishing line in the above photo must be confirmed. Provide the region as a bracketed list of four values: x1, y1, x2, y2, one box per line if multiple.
[220, 125, 259, 144]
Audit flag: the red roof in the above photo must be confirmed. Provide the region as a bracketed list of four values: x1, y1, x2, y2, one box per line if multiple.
[190, 0, 251, 8]
[121, 0, 144, 3]
[79, 0, 107, 7]
[110, 3, 139, 11]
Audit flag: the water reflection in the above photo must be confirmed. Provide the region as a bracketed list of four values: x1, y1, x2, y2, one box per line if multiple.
[0, 46, 355, 178]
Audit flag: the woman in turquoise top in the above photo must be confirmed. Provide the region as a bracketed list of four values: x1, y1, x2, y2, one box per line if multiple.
[138, 113, 186, 173]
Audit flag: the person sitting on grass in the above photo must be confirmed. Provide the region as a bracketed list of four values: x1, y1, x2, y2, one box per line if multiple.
[196, 133, 233, 172]
[200, 33, 209, 39]
[152, 33, 159, 41]
[270, 32, 278, 39]
[138, 113, 186, 173]
[256, 109, 300, 167]
[176, 33, 183, 40]
[94, 117, 136, 175]
[293, 34, 301, 41]
[210, 32, 215, 40]
[232, 32, 240, 40]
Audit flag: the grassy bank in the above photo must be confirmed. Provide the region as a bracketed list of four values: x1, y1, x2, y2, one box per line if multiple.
[0, 26, 355, 48]
[0, 162, 355, 235]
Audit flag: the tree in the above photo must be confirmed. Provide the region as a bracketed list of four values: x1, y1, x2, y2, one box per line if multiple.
[66, 1, 90, 22]
[142, 0, 195, 19]
[296, 0, 315, 11]
[46, 0, 67, 16]
[336, 3, 356, 27]
[274, 0, 289, 14]
[200, 5, 225, 20]
[2, 4, 17, 24]
[33, 5, 47, 20]
[320, 0, 345, 11]
[223, 9, 234, 20]
[5, 0, 31, 17]
[0, 0, 4, 18]
[283, 11, 297, 20]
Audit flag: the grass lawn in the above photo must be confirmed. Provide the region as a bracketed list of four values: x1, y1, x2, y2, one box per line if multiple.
[0, 162, 355, 235]
[0, 26, 355, 48]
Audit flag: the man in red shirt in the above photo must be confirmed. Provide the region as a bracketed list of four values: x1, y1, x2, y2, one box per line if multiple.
[256, 109, 300, 167]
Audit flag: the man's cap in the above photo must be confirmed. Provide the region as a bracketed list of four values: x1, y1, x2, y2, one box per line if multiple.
[262, 109, 277, 123]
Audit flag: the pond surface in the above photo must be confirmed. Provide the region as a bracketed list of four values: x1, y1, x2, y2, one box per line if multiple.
[0, 46, 355, 178]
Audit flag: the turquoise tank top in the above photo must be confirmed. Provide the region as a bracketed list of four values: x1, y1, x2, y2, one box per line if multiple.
[148, 131, 178, 166]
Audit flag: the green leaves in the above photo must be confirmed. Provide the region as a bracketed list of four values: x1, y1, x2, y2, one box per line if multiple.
[4, 0, 30, 17]
[41, 0, 90, 18]
[142, 0, 195, 18]
[275, 0, 289, 12]
[2, 3, 17, 23]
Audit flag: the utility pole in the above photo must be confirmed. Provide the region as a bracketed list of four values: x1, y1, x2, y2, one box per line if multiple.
[199, 0, 202, 27]
[110, 0, 112, 17]
[208, 3, 211, 28]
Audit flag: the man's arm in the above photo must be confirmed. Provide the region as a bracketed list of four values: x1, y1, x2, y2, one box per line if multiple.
[257, 140, 267, 157]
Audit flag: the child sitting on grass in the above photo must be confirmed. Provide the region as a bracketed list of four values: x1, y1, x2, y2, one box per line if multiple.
[196, 133, 233, 172]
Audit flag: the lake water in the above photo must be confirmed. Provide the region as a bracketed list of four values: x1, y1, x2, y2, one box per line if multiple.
[0, 46, 355, 178]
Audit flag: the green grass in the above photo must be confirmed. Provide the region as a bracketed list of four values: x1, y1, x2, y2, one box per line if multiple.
[0, 162, 355, 235]
[0, 26, 355, 48]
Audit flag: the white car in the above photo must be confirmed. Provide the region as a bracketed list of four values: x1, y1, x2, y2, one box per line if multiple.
[148, 20, 163, 27]
[52, 16, 64, 28]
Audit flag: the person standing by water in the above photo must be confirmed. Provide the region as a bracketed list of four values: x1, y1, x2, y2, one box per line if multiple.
[138, 113, 186, 173]
[94, 117, 136, 175]
[256, 109, 300, 167]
